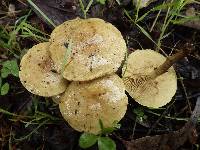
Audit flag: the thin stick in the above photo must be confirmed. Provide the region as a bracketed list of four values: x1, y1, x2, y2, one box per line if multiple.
[149, 43, 194, 79]
[146, 100, 175, 135]
[178, 72, 192, 114]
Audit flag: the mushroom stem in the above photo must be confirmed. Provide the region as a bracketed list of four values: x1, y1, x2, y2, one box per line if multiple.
[149, 43, 194, 79]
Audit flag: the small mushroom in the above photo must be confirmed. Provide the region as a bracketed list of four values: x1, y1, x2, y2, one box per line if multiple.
[59, 74, 128, 134]
[49, 18, 127, 81]
[19, 42, 68, 97]
[122, 49, 177, 108]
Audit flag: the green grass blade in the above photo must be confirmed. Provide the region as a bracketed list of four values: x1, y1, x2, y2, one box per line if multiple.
[79, 0, 85, 11]
[14, 119, 49, 141]
[0, 108, 33, 118]
[124, 9, 134, 22]
[85, 0, 93, 13]
[62, 39, 73, 74]
[27, 0, 56, 28]
[115, 0, 120, 5]
[136, 24, 155, 44]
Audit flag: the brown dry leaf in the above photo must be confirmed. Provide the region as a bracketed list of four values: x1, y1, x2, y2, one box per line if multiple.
[123, 97, 200, 150]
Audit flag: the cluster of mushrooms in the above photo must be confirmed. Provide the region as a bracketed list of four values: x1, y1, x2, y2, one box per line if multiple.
[19, 18, 177, 134]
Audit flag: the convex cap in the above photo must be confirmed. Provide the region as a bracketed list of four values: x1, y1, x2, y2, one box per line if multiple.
[59, 74, 128, 134]
[122, 49, 177, 108]
[49, 18, 127, 81]
[19, 42, 68, 97]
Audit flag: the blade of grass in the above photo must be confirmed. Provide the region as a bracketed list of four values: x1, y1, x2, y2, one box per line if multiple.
[85, 0, 93, 13]
[0, 108, 33, 119]
[14, 119, 49, 141]
[62, 39, 73, 74]
[27, 0, 56, 27]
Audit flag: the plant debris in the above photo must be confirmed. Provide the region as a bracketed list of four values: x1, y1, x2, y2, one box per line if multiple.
[123, 96, 200, 150]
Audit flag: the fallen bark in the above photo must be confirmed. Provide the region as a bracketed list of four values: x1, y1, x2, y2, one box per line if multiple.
[123, 97, 200, 150]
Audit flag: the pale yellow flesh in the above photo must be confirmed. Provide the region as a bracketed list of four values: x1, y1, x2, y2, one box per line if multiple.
[122, 50, 177, 108]
[19, 42, 68, 97]
[49, 18, 127, 81]
[59, 74, 128, 134]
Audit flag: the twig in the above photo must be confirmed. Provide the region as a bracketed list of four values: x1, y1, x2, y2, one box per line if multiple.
[14, 119, 49, 141]
[150, 43, 195, 79]
[178, 72, 192, 114]
[146, 100, 175, 135]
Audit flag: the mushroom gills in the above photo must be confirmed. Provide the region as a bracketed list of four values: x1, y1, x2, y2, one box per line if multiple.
[122, 49, 177, 108]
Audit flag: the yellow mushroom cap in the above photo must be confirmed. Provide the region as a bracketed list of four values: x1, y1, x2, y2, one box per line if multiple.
[49, 18, 127, 81]
[122, 49, 177, 108]
[19, 42, 68, 97]
[59, 74, 128, 134]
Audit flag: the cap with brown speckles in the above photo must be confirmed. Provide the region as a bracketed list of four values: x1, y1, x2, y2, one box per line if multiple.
[19, 42, 68, 97]
[59, 74, 128, 134]
[49, 18, 127, 81]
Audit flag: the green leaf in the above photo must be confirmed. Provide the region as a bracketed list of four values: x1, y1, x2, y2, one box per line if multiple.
[2, 60, 13, 69]
[112, 120, 121, 129]
[99, 119, 104, 130]
[101, 127, 115, 135]
[1, 60, 19, 77]
[97, 0, 106, 4]
[1, 82, 9, 95]
[0, 77, 2, 88]
[1, 67, 10, 78]
[133, 108, 144, 117]
[133, 107, 148, 122]
[79, 133, 98, 149]
[10, 60, 19, 77]
[98, 137, 116, 150]
[101, 121, 121, 135]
